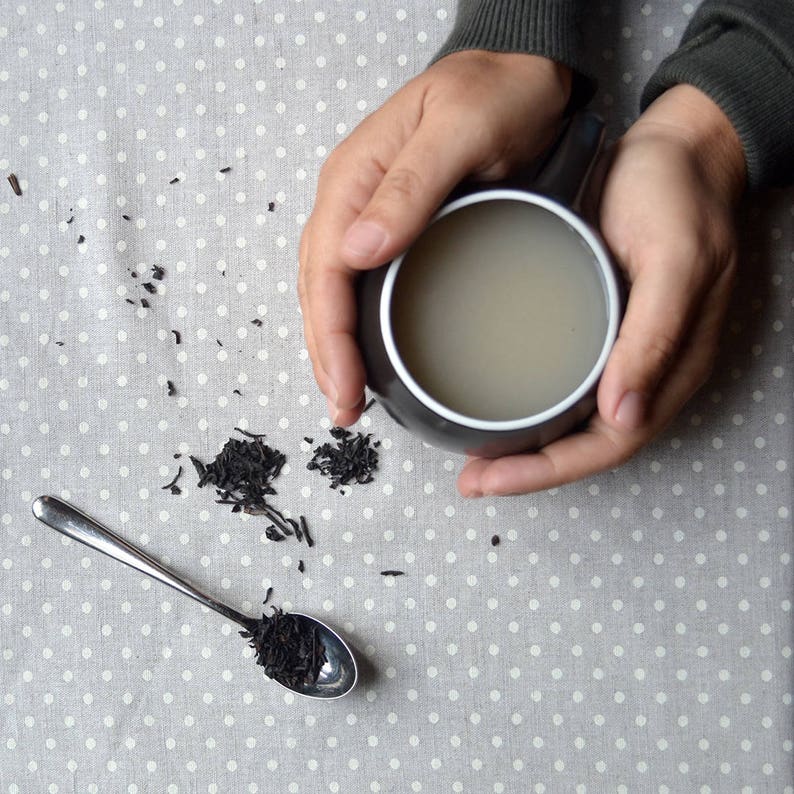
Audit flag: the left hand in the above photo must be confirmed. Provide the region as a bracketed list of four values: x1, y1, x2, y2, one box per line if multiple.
[459, 84, 747, 496]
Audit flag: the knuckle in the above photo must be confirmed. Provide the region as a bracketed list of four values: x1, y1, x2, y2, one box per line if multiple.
[641, 331, 679, 376]
[380, 166, 425, 203]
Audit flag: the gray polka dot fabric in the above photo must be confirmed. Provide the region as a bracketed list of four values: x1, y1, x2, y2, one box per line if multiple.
[1, 2, 791, 792]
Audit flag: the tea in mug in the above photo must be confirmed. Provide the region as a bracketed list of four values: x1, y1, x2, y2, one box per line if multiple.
[390, 199, 609, 422]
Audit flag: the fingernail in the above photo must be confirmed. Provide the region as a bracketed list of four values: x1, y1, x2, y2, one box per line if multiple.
[615, 390, 646, 430]
[326, 396, 340, 425]
[342, 221, 386, 261]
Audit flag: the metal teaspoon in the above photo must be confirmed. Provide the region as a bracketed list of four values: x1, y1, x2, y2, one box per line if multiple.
[32, 495, 358, 700]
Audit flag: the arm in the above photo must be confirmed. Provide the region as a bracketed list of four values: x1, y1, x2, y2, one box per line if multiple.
[642, 0, 794, 189]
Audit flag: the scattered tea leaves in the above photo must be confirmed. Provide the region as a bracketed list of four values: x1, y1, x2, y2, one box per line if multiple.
[491, 535, 500, 546]
[125, 298, 136, 305]
[140, 298, 150, 309]
[219, 166, 232, 173]
[380, 570, 405, 577]
[232, 388, 242, 396]
[267, 201, 275, 212]
[240, 607, 327, 690]
[363, 397, 376, 413]
[77, 234, 85, 244]
[66, 215, 74, 225]
[298, 560, 305, 573]
[307, 427, 380, 490]
[263, 586, 273, 605]
[167, 380, 176, 397]
[122, 214, 131, 221]
[7, 174, 21, 196]
[171, 329, 181, 344]
[142, 282, 157, 294]
[251, 318, 263, 327]
[151, 265, 165, 280]
[169, 176, 180, 184]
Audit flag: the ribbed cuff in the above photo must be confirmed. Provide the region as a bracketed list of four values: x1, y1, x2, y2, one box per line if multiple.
[642, 11, 794, 189]
[431, 0, 595, 112]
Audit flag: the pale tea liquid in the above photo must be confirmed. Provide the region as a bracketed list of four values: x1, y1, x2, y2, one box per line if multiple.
[390, 200, 608, 421]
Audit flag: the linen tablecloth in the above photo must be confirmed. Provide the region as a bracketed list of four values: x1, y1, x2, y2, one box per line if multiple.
[1, 2, 791, 791]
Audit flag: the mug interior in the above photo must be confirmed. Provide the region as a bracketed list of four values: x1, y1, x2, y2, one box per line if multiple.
[380, 190, 621, 431]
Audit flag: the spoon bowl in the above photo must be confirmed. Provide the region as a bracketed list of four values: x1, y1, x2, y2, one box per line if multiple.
[32, 495, 358, 700]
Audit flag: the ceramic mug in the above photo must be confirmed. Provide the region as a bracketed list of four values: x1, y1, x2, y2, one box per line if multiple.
[356, 112, 623, 458]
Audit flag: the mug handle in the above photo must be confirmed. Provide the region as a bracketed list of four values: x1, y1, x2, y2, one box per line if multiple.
[531, 111, 605, 208]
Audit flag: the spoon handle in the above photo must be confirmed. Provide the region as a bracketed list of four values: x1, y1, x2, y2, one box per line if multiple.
[32, 495, 255, 630]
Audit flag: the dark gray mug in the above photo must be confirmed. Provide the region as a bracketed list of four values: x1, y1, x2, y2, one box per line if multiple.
[356, 112, 623, 458]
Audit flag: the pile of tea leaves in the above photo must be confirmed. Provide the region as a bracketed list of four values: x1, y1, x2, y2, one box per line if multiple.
[307, 427, 380, 490]
[189, 428, 286, 514]
[241, 607, 327, 689]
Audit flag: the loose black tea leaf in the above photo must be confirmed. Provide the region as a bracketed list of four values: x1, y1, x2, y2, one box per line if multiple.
[240, 607, 327, 690]
[130, 271, 138, 279]
[232, 389, 242, 396]
[54, 341, 64, 347]
[299, 516, 313, 548]
[167, 380, 176, 396]
[169, 176, 180, 184]
[66, 215, 74, 224]
[307, 427, 380, 490]
[267, 201, 275, 212]
[265, 525, 285, 542]
[263, 586, 273, 604]
[362, 397, 376, 413]
[151, 265, 165, 280]
[251, 318, 263, 327]
[380, 570, 405, 577]
[173, 453, 182, 459]
[77, 234, 85, 244]
[162, 466, 183, 491]
[7, 174, 21, 196]
[125, 298, 136, 305]
[219, 166, 232, 173]
[491, 535, 500, 546]
[170, 486, 181, 496]
[171, 329, 181, 344]
[140, 298, 150, 309]
[233, 427, 267, 439]
[142, 282, 157, 294]
[298, 560, 305, 573]
[216, 339, 223, 347]
[122, 214, 131, 221]
[303, 437, 313, 445]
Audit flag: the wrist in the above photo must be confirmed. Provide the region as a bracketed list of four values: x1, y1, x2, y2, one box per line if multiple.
[439, 50, 572, 114]
[633, 84, 747, 204]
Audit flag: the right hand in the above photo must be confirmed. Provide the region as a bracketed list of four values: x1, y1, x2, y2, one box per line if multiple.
[298, 50, 572, 425]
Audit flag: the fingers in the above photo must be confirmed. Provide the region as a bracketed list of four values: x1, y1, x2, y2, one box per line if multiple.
[458, 418, 633, 496]
[457, 263, 734, 497]
[340, 118, 481, 269]
[597, 250, 708, 432]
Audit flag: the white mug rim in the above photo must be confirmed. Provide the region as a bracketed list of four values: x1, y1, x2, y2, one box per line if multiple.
[379, 189, 622, 432]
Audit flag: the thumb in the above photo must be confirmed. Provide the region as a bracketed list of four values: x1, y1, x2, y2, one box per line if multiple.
[598, 260, 702, 432]
[339, 120, 480, 269]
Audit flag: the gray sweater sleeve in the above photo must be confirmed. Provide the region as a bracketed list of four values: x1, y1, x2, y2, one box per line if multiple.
[431, 0, 594, 111]
[642, 0, 794, 189]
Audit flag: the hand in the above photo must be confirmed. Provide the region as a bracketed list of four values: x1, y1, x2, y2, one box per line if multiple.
[459, 83, 747, 496]
[299, 50, 572, 425]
